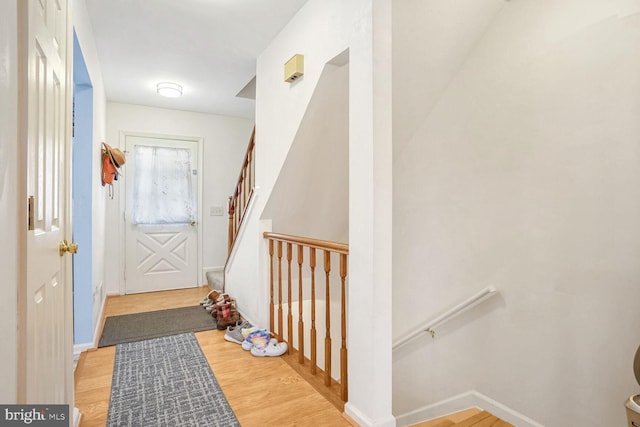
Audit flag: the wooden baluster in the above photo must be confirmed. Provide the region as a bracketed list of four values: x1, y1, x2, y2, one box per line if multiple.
[297, 245, 304, 364]
[269, 240, 274, 334]
[238, 175, 242, 214]
[226, 129, 255, 257]
[227, 196, 234, 254]
[250, 146, 255, 195]
[234, 193, 239, 236]
[340, 253, 348, 402]
[241, 168, 246, 210]
[277, 241, 283, 340]
[324, 250, 332, 386]
[310, 247, 317, 375]
[247, 147, 253, 193]
[245, 160, 249, 204]
[287, 243, 293, 354]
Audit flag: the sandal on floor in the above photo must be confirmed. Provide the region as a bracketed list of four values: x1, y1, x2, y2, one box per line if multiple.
[242, 329, 270, 351]
[250, 339, 287, 357]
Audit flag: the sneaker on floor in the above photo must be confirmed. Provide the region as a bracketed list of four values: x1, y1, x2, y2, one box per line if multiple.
[251, 340, 287, 357]
[241, 339, 253, 351]
[224, 320, 252, 344]
[242, 329, 270, 351]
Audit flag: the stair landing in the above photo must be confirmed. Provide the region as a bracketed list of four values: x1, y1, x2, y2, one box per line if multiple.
[410, 408, 514, 427]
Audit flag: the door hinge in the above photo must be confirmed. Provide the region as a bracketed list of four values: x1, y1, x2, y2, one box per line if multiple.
[28, 196, 34, 231]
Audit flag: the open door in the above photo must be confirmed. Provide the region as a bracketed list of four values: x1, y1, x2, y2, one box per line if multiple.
[20, 0, 74, 405]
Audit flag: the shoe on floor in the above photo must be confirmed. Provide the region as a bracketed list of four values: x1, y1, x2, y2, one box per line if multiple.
[224, 320, 252, 344]
[242, 329, 270, 351]
[251, 339, 287, 357]
[243, 336, 278, 351]
[241, 326, 259, 339]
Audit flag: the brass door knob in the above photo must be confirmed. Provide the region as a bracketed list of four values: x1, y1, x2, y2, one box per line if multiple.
[59, 240, 79, 256]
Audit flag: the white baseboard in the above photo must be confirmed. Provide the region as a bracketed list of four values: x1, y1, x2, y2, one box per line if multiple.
[73, 407, 81, 427]
[470, 391, 544, 427]
[344, 402, 396, 427]
[73, 291, 110, 366]
[73, 342, 94, 357]
[395, 390, 543, 427]
[236, 308, 257, 330]
[92, 291, 111, 348]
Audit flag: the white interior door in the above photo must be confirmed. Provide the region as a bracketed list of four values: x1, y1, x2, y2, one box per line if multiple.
[124, 135, 200, 294]
[24, 0, 73, 404]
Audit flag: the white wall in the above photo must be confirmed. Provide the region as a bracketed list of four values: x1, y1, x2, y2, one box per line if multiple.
[73, 0, 109, 346]
[261, 62, 349, 242]
[393, 1, 640, 426]
[0, 0, 19, 403]
[104, 102, 253, 294]
[227, 1, 394, 425]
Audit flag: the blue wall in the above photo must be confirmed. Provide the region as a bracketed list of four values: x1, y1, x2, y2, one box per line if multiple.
[72, 30, 94, 345]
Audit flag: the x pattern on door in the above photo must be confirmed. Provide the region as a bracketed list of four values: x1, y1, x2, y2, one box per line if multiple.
[136, 231, 189, 275]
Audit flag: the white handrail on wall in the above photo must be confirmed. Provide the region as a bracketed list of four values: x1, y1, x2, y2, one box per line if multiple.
[392, 286, 498, 350]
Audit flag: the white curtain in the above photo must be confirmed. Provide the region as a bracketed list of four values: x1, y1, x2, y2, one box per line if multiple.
[132, 145, 195, 224]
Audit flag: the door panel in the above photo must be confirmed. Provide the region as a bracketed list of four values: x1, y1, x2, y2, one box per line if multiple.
[124, 135, 199, 294]
[24, 0, 71, 404]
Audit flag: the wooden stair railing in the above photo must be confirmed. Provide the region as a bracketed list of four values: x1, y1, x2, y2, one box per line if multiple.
[263, 232, 349, 410]
[227, 127, 256, 256]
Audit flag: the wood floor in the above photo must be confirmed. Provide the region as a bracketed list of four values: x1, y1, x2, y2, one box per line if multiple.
[410, 408, 514, 427]
[74, 287, 352, 427]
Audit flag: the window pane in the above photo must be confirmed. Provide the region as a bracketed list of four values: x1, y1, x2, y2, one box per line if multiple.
[132, 145, 195, 224]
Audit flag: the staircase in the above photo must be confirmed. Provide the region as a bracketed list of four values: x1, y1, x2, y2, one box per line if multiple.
[410, 408, 514, 427]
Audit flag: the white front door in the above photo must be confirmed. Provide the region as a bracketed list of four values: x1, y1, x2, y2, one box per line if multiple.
[124, 134, 200, 294]
[23, 0, 73, 404]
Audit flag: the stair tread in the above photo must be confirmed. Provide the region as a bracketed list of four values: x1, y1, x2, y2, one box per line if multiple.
[206, 270, 224, 289]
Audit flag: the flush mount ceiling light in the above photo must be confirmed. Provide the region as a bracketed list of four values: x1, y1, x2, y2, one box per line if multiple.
[156, 82, 183, 98]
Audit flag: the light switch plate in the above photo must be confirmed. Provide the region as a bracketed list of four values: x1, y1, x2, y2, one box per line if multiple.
[210, 206, 224, 216]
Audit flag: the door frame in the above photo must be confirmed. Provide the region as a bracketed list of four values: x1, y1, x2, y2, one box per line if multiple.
[117, 130, 204, 295]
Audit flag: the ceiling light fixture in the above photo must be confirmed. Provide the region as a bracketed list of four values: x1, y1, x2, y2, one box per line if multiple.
[156, 82, 183, 98]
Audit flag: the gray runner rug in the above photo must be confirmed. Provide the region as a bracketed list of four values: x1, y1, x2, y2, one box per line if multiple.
[107, 333, 240, 427]
[99, 306, 217, 348]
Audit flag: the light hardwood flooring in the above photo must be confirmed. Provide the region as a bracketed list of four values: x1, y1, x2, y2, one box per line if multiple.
[74, 287, 352, 427]
[410, 408, 482, 427]
[410, 408, 514, 427]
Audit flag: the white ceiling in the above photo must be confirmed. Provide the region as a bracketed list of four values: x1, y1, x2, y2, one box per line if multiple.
[84, 0, 309, 119]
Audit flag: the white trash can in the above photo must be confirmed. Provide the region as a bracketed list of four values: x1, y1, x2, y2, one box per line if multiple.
[626, 395, 640, 427]
[628, 346, 640, 427]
